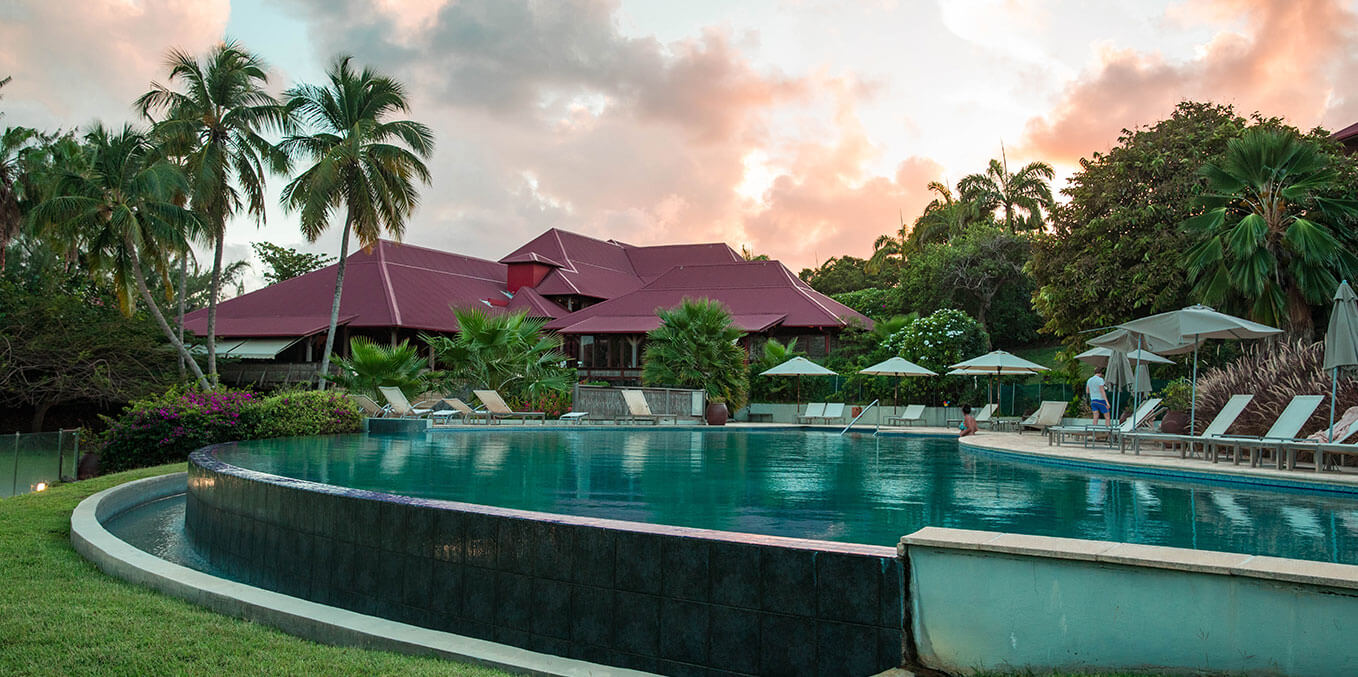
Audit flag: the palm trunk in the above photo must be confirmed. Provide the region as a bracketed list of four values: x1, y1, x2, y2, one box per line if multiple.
[129, 244, 211, 389]
[176, 252, 188, 380]
[317, 212, 354, 390]
[205, 225, 224, 385]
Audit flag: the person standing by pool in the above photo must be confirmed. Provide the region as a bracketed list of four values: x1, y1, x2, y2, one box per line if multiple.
[958, 404, 979, 437]
[1087, 368, 1110, 427]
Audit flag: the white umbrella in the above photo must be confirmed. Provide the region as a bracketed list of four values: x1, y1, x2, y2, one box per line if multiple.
[859, 356, 938, 409]
[1073, 346, 1174, 366]
[760, 356, 837, 407]
[1115, 305, 1281, 434]
[1077, 346, 1172, 419]
[949, 350, 1048, 409]
[1323, 281, 1358, 440]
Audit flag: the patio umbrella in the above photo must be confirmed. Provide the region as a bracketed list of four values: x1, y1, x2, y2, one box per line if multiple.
[1076, 346, 1172, 419]
[1073, 346, 1174, 367]
[949, 350, 1048, 410]
[1115, 305, 1281, 434]
[1323, 281, 1358, 440]
[760, 356, 837, 408]
[859, 356, 938, 410]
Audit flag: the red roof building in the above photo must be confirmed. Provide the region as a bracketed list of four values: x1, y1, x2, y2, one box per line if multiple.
[190, 228, 869, 384]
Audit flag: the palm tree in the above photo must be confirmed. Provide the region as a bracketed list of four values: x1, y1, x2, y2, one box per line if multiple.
[0, 126, 38, 270]
[422, 308, 572, 399]
[867, 210, 908, 276]
[957, 148, 1055, 231]
[31, 124, 210, 388]
[642, 297, 749, 411]
[278, 56, 434, 390]
[135, 41, 290, 384]
[331, 337, 430, 399]
[908, 181, 977, 249]
[1182, 128, 1358, 336]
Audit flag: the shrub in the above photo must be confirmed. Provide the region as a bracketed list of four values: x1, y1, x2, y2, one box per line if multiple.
[881, 308, 990, 405]
[831, 287, 905, 320]
[507, 389, 573, 419]
[642, 298, 749, 411]
[243, 390, 364, 439]
[1158, 378, 1195, 412]
[98, 388, 255, 472]
[1195, 339, 1356, 437]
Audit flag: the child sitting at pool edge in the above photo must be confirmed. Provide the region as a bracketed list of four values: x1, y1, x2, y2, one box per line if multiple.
[958, 404, 979, 437]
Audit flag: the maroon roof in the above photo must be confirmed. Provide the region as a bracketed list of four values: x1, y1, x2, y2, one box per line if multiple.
[184, 240, 506, 337]
[546, 261, 872, 334]
[504, 286, 567, 319]
[1333, 121, 1358, 145]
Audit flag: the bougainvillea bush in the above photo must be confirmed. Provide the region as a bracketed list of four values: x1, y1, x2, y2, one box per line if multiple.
[98, 387, 363, 472]
[98, 388, 256, 472]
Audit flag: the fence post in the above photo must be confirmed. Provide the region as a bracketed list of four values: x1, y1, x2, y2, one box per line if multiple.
[11, 432, 19, 497]
[57, 431, 64, 481]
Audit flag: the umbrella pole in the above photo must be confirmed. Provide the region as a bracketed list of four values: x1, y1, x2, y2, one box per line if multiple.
[1190, 335, 1199, 436]
[1330, 368, 1339, 442]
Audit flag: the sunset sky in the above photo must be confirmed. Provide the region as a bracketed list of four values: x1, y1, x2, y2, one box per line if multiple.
[3, 0, 1358, 288]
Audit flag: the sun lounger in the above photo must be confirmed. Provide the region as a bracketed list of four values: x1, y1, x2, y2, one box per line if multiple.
[948, 403, 998, 428]
[811, 402, 846, 424]
[435, 398, 488, 424]
[349, 394, 390, 418]
[560, 411, 589, 424]
[886, 404, 927, 426]
[378, 386, 433, 418]
[796, 403, 826, 424]
[1019, 401, 1067, 435]
[1209, 395, 1325, 467]
[1285, 410, 1358, 471]
[1050, 398, 1162, 449]
[473, 389, 547, 424]
[1123, 394, 1253, 458]
[620, 390, 674, 424]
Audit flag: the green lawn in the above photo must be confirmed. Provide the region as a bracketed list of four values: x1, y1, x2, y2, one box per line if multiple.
[0, 464, 507, 676]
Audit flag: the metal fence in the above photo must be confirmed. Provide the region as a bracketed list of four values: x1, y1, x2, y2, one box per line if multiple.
[572, 385, 706, 420]
[1, 429, 81, 499]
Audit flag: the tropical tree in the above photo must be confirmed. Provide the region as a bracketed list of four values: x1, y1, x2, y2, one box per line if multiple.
[1182, 127, 1358, 337]
[749, 337, 802, 402]
[867, 211, 908, 276]
[331, 337, 430, 399]
[900, 224, 1033, 333]
[0, 125, 38, 269]
[642, 297, 749, 411]
[422, 308, 572, 400]
[31, 124, 210, 388]
[958, 149, 1055, 231]
[136, 41, 290, 383]
[278, 56, 434, 389]
[252, 241, 334, 285]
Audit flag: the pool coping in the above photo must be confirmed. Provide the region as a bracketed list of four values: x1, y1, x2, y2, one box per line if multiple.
[70, 472, 657, 677]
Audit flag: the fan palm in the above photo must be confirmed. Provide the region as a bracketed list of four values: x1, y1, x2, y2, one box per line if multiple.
[642, 297, 749, 411]
[135, 41, 290, 383]
[277, 56, 434, 389]
[0, 125, 39, 270]
[958, 150, 1055, 231]
[331, 337, 430, 399]
[30, 124, 209, 388]
[422, 308, 571, 399]
[1181, 128, 1358, 337]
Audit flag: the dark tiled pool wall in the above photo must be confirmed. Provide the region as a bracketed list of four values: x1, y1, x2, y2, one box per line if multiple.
[186, 456, 904, 676]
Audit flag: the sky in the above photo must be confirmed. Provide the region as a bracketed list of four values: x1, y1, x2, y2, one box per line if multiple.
[3, 0, 1358, 292]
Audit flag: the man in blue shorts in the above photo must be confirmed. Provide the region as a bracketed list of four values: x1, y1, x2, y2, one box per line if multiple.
[1087, 368, 1110, 426]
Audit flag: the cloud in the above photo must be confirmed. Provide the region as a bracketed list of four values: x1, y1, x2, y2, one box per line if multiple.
[1019, 0, 1358, 164]
[0, 0, 230, 129]
[275, 0, 929, 270]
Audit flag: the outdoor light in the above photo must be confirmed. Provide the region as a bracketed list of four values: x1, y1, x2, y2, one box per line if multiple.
[34, 482, 48, 492]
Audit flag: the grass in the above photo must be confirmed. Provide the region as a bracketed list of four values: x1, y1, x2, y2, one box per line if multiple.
[0, 464, 508, 676]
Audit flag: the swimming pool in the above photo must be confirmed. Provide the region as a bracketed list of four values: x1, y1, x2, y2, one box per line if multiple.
[211, 429, 1358, 564]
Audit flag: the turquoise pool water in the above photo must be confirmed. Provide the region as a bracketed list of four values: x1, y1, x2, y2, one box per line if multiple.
[210, 429, 1358, 564]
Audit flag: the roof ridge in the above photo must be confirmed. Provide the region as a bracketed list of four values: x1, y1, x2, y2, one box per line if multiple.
[375, 240, 403, 326]
[779, 264, 845, 326]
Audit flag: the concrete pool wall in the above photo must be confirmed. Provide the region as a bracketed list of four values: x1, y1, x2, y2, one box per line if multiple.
[900, 527, 1358, 676]
[185, 447, 905, 676]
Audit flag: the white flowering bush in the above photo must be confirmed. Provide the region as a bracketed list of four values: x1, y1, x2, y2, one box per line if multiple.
[882, 308, 989, 404]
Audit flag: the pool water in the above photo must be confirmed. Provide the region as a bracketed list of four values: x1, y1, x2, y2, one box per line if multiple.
[205, 430, 1358, 564]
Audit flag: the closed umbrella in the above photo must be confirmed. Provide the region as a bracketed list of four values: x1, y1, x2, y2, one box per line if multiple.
[1115, 305, 1281, 434]
[760, 356, 837, 408]
[1076, 346, 1172, 420]
[1324, 281, 1358, 440]
[859, 356, 938, 411]
[949, 350, 1048, 411]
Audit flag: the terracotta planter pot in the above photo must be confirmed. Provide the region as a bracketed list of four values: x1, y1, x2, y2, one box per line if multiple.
[1160, 410, 1189, 435]
[705, 402, 729, 426]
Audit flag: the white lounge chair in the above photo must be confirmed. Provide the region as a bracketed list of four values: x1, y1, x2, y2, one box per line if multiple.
[378, 386, 432, 418]
[620, 390, 673, 424]
[886, 404, 927, 426]
[948, 403, 997, 429]
[796, 403, 826, 424]
[812, 402, 846, 424]
[437, 398, 488, 424]
[349, 394, 390, 418]
[1123, 394, 1254, 458]
[473, 389, 547, 424]
[1211, 395, 1326, 468]
[559, 411, 589, 424]
[1050, 398, 1162, 449]
[1019, 401, 1067, 435]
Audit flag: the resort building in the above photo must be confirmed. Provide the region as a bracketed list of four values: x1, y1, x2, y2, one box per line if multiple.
[184, 228, 870, 385]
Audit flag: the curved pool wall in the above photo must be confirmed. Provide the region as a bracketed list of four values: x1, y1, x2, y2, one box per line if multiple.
[185, 446, 905, 676]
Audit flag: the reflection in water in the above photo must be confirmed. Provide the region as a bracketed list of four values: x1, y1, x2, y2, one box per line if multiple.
[216, 431, 1358, 564]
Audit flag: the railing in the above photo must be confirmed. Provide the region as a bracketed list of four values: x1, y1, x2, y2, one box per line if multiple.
[840, 399, 879, 436]
[2, 429, 81, 498]
[571, 385, 705, 420]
